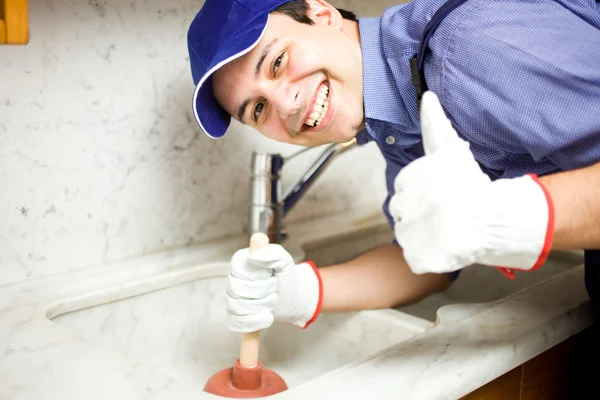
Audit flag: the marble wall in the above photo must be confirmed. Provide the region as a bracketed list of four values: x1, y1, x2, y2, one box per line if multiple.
[0, 0, 402, 286]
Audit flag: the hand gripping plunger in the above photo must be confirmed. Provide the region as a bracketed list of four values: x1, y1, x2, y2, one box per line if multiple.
[203, 232, 288, 398]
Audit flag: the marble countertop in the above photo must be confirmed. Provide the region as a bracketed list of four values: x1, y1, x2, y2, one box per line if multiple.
[0, 209, 594, 400]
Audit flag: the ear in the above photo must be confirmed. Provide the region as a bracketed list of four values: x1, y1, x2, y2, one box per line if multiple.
[305, 0, 343, 29]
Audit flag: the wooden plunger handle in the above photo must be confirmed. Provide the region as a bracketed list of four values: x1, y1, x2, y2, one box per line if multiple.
[239, 232, 270, 368]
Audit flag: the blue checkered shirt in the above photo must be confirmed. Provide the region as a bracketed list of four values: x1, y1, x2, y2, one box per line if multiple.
[356, 0, 600, 229]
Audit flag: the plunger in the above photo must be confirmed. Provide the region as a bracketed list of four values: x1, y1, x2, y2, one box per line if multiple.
[204, 232, 288, 398]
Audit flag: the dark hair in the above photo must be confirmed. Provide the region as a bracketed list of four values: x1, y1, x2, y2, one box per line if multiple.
[273, 0, 358, 25]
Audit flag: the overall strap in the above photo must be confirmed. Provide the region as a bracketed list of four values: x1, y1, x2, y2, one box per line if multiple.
[410, 0, 470, 109]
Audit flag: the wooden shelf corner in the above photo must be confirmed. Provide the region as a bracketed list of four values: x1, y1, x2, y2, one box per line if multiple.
[0, 0, 29, 44]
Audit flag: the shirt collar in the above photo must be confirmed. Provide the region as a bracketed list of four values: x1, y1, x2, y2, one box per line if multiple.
[358, 18, 420, 145]
[358, 17, 418, 131]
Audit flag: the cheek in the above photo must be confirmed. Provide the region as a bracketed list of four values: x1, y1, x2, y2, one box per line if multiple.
[288, 51, 318, 76]
[289, 34, 328, 72]
[259, 118, 292, 143]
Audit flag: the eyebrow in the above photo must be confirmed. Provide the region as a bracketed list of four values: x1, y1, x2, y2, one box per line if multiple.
[237, 38, 280, 124]
[237, 99, 251, 123]
[255, 38, 279, 77]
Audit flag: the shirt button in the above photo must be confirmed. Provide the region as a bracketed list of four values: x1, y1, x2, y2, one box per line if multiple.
[385, 136, 396, 145]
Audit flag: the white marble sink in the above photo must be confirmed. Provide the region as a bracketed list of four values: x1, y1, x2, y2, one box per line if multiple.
[50, 266, 430, 392]
[1, 210, 594, 400]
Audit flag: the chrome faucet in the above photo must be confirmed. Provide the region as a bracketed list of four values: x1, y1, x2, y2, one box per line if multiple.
[249, 138, 358, 243]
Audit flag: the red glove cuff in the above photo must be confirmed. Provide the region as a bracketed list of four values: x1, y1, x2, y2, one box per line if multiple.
[301, 260, 323, 329]
[497, 174, 555, 280]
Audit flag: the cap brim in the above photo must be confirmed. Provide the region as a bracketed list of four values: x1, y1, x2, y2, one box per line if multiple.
[192, 15, 269, 139]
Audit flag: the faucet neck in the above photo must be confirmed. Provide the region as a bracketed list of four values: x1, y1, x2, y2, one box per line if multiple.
[248, 138, 358, 243]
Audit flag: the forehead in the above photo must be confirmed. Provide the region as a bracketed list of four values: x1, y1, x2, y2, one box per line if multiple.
[211, 48, 256, 119]
[216, 12, 292, 78]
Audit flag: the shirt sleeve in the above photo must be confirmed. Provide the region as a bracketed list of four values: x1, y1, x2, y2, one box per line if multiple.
[436, 0, 600, 172]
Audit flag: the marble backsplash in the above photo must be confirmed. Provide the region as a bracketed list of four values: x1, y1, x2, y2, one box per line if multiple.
[0, 0, 401, 286]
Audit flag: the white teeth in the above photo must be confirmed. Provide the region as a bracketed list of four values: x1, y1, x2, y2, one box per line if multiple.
[305, 83, 329, 127]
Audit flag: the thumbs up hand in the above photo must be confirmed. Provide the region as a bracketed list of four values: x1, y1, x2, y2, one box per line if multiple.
[390, 92, 554, 278]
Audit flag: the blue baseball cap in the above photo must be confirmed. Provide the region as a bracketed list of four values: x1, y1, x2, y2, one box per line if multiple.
[187, 0, 293, 139]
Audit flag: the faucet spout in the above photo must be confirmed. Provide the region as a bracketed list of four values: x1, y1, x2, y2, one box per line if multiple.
[248, 138, 358, 243]
[282, 138, 357, 215]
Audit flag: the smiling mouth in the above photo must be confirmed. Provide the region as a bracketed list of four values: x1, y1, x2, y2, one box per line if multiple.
[304, 82, 329, 127]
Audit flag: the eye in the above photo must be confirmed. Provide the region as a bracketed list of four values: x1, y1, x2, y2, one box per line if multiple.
[253, 100, 265, 122]
[273, 53, 284, 76]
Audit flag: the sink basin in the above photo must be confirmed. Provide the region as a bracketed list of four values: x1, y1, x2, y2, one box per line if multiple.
[50, 267, 430, 391]
[397, 250, 585, 321]
[48, 217, 585, 393]
[299, 222, 586, 322]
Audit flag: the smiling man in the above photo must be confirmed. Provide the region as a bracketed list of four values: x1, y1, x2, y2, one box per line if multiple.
[186, 0, 600, 334]
[197, 1, 365, 147]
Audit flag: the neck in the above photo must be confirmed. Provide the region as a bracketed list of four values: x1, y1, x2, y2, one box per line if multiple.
[341, 19, 366, 134]
[341, 19, 361, 47]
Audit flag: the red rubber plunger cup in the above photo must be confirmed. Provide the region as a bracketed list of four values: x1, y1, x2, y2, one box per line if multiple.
[203, 233, 288, 398]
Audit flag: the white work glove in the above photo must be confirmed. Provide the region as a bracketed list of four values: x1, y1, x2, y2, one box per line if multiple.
[226, 244, 322, 332]
[390, 91, 555, 279]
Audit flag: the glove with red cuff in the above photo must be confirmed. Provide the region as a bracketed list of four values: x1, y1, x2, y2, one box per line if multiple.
[390, 91, 555, 279]
[226, 243, 323, 332]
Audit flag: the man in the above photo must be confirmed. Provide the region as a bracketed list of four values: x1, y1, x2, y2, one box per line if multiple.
[186, 0, 600, 333]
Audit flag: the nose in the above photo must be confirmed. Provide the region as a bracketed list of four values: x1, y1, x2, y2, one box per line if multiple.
[266, 81, 300, 120]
